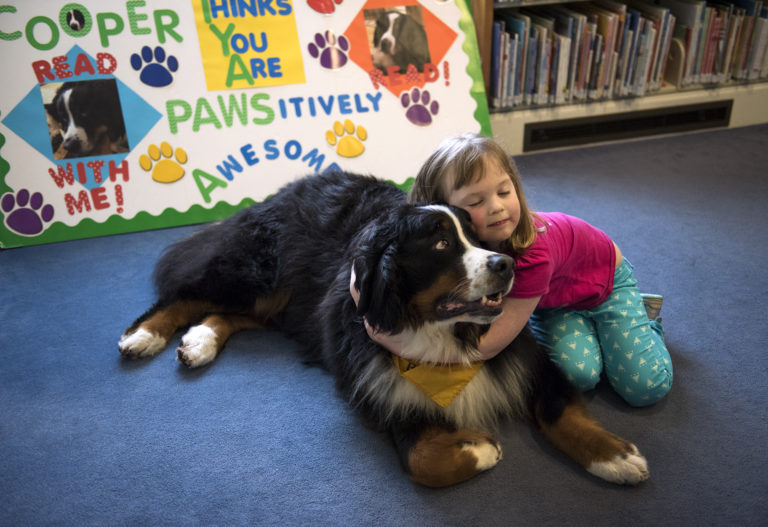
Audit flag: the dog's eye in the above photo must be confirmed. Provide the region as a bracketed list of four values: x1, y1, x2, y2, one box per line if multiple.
[435, 239, 449, 250]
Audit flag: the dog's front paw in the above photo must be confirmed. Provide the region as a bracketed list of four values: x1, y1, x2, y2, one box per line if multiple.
[119, 328, 167, 359]
[461, 436, 503, 471]
[588, 443, 649, 485]
[176, 325, 219, 368]
[409, 428, 502, 487]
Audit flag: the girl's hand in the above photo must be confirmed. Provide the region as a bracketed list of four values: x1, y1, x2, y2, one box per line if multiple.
[362, 319, 409, 355]
[349, 267, 406, 355]
[475, 295, 541, 360]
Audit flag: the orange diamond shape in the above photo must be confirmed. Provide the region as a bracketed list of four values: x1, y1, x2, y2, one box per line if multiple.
[344, 1, 457, 96]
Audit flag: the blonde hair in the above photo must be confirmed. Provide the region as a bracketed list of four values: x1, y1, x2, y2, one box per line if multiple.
[408, 132, 540, 254]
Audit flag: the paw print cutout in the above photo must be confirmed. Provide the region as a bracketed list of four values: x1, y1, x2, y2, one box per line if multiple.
[131, 46, 178, 87]
[1, 189, 54, 236]
[402, 88, 439, 126]
[325, 119, 366, 158]
[307, 0, 343, 14]
[139, 142, 187, 183]
[308, 31, 349, 70]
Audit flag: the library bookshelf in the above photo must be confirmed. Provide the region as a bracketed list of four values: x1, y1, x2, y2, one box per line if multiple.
[471, 0, 768, 154]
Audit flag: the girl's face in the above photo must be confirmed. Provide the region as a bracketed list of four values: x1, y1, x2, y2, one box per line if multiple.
[446, 159, 520, 251]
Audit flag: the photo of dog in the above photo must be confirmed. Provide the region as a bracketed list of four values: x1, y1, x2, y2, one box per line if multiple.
[43, 79, 129, 159]
[119, 171, 649, 488]
[366, 6, 431, 74]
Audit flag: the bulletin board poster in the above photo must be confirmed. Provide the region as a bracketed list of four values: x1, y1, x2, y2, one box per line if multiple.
[0, 1, 490, 248]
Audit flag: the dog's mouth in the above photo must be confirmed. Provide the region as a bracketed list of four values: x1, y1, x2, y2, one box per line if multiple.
[435, 292, 504, 320]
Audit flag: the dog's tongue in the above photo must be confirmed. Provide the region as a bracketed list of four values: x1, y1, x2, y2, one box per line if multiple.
[436, 293, 504, 319]
[443, 300, 466, 311]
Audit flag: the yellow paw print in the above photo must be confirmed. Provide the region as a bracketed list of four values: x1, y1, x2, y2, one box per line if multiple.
[325, 119, 367, 158]
[139, 142, 187, 183]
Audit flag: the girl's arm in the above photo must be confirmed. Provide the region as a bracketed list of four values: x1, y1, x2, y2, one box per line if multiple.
[474, 295, 540, 360]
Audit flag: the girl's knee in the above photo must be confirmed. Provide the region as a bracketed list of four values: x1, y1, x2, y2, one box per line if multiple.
[558, 361, 602, 392]
[618, 369, 673, 407]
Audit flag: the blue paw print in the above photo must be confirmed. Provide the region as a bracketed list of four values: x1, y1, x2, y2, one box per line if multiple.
[401, 88, 439, 126]
[130, 46, 178, 87]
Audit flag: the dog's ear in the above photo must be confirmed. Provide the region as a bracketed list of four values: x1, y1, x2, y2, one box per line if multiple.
[374, 12, 389, 46]
[44, 102, 58, 121]
[353, 222, 406, 334]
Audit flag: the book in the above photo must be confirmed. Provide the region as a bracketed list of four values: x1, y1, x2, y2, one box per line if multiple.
[543, 5, 583, 101]
[572, 3, 619, 97]
[525, 28, 539, 105]
[730, 0, 763, 79]
[747, 8, 768, 78]
[659, 0, 706, 85]
[491, 21, 502, 107]
[502, 13, 531, 106]
[722, 9, 745, 81]
[628, 0, 676, 89]
[596, 0, 628, 96]
[553, 32, 572, 103]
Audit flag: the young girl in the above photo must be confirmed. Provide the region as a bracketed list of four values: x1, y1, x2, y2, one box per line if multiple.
[358, 132, 672, 407]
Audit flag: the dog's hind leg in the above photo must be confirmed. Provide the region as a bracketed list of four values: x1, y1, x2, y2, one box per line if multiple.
[536, 397, 649, 485]
[176, 288, 291, 368]
[176, 313, 261, 368]
[119, 300, 217, 359]
[392, 422, 502, 487]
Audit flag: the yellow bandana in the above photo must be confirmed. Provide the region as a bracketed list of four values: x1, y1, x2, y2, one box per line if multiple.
[393, 355, 485, 408]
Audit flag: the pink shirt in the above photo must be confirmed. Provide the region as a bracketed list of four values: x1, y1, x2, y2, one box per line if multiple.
[509, 212, 616, 310]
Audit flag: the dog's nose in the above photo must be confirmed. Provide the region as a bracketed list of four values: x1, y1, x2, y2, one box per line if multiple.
[63, 138, 80, 153]
[486, 253, 514, 281]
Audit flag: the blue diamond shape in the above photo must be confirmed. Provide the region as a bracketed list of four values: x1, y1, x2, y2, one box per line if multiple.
[2, 45, 161, 190]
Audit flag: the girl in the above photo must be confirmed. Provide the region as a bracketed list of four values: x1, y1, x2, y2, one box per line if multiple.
[357, 132, 672, 407]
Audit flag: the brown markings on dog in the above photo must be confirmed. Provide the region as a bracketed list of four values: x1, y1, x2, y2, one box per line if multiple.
[536, 399, 636, 468]
[176, 312, 264, 367]
[198, 313, 261, 344]
[251, 288, 292, 322]
[195, 288, 292, 345]
[408, 426, 501, 488]
[131, 288, 291, 343]
[409, 270, 465, 318]
[128, 300, 219, 343]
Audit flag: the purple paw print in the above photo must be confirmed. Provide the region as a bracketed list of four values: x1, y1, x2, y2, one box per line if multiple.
[2, 189, 54, 236]
[401, 88, 439, 126]
[308, 31, 349, 70]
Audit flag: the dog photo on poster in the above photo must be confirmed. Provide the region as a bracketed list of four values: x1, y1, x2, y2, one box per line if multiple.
[0, 0, 489, 248]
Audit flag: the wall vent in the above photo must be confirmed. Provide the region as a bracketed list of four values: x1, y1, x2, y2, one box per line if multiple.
[523, 100, 733, 152]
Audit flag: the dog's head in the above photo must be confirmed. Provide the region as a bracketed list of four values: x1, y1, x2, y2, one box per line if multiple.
[373, 11, 399, 56]
[351, 204, 514, 336]
[371, 10, 429, 72]
[45, 79, 126, 157]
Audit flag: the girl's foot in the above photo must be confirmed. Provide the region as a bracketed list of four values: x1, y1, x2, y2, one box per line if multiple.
[641, 294, 663, 321]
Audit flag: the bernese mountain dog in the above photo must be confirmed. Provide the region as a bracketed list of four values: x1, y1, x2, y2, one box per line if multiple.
[45, 79, 128, 159]
[371, 9, 431, 73]
[119, 171, 648, 487]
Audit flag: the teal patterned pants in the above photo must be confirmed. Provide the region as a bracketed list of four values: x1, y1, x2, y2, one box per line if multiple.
[529, 259, 673, 407]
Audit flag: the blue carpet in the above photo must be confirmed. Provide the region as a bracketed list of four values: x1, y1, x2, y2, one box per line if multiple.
[2, 125, 767, 526]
